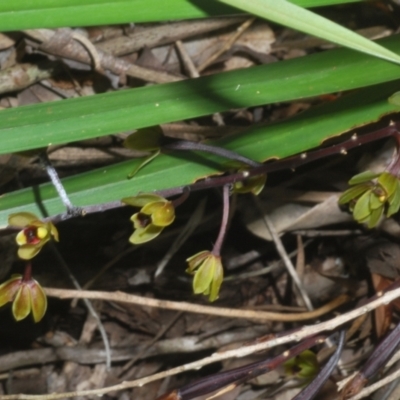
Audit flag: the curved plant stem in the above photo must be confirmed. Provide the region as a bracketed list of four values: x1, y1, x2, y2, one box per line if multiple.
[212, 184, 231, 256]
[49, 243, 111, 370]
[163, 140, 261, 168]
[252, 195, 314, 311]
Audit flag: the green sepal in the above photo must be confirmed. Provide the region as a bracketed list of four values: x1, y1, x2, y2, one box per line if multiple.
[338, 184, 370, 205]
[369, 193, 384, 211]
[348, 171, 380, 185]
[353, 190, 372, 222]
[368, 206, 384, 228]
[388, 91, 400, 106]
[387, 181, 400, 217]
[122, 193, 166, 208]
[378, 172, 398, 198]
[123, 126, 163, 152]
[127, 149, 160, 179]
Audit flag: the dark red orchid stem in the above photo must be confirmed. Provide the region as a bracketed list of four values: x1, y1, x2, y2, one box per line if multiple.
[156, 334, 326, 400]
[171, 188, 190, 208]
[163, 140, 262, 168]
[212, 184, 230, 256]
[28, 121, 400, 226]
[22, 262, 32, 282]
[294, 329, 346, 400]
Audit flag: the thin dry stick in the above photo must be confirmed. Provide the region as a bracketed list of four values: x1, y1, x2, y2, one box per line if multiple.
[225, 239, 313, 281]
[119, 311, 184, 378]
[198, 17, 256, 72]
[252, 196, 314, 311]
[295, 235, 306, 279]
[49, 245, 111, 370]
[45, 287, 348, 322]
[2, 286, 400, 400]
[175, 39, 224, 125]
[24, 29, 182, 84]
[175, 40, 199, 78]
[71, 32, 102, 72]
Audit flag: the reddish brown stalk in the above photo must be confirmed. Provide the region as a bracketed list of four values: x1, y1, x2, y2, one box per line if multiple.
[15, 121, 400, 227]
[156, 335, 326, 400]
[212, 184, 230, 256]
[22, 262, 32, 282]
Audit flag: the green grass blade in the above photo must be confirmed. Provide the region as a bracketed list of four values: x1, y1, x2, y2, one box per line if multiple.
[0, 0, 361, 31]
[2, 34, 400, 156]
[218, 0, 400, 64]
[0, 80, 398, 228]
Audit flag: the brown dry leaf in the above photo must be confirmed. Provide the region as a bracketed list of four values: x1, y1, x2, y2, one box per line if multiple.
[76, 364, 107, 398]
[0, 33, 15, 50]
[152, 21, 275, 73]
[0, 153, 32, 187]
[245, 193, 351, 241]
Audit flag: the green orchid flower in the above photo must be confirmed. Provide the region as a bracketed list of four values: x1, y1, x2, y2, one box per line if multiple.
[283, 350, 319, 384]
[8, 212, 59, 260]
[186, 251, 224, 302]
[0, 274, 47, 322]
[339, 171, 400, 228]
[122, 194, 175, 244]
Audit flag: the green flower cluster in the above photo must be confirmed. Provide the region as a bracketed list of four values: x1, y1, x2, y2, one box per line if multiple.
[283, 350, 319, 384]
[0, 274, 47, 323]
[186, 251, 223, 302]
[122, 194, 175, 244]
[2, 212, 57, 323]
[339, 171, 400, 228]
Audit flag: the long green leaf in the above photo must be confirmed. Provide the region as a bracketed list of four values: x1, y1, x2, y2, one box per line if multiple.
[0, 80, 398, 228]
[218, 0, 400, 64]
[1, 34, 400, 156]
[0, 0, 361, 31]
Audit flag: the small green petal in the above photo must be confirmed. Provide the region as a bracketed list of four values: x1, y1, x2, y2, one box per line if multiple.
[369, 193, 384, 210]
[233, 174, 266, 196]
[387, 183, 400, 217]
[16, 230, 27, 245]
[209, 259, 223, 302]
[127, 150, 160, 179]
[353, 190, 372, 222]
[151, 203, 175, 227]
[129, 224, 164, 244]
[49, 223, 59, 242]
[0, 276, 22, 307]
[122, 194, 166, 208]
[186, 251, 211, 273]
[348, 171, 380, 185]
[368, 206, 384, 228]
[378, 172, 398, 197]
[141, 201, 166, 215]
[338, 184, 370, 205]
[193, 257, 215, 294]
[12, 285, 31, 321]
[30, 281, 47, 323]
[18, 243, 44, 260]
[123, 126, 162, 151]
[8, 212, 39, 228]
[388, 91, 400, 106]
